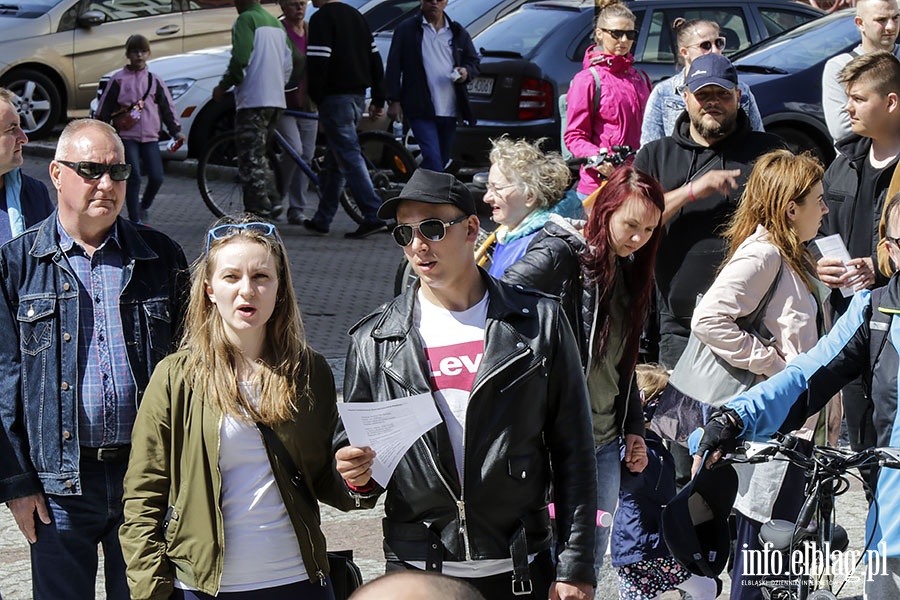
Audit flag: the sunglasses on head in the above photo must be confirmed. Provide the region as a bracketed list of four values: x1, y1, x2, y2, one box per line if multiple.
[601, 28, 638, 41]
[690, 37, 727, 52]
[206, 222, 279, 254]
[392, 215, 468, 247]
[58, 160, 132, 181]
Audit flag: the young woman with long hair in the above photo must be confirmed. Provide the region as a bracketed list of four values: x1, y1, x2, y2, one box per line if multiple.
[639, 17, 763, 146]
[119, 214, 354, 600]
[502, 166, 665, 578]
[690, 150, 831, 600]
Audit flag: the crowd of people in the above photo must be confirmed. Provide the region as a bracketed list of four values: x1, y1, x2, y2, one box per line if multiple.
[5, 0, 900, 598]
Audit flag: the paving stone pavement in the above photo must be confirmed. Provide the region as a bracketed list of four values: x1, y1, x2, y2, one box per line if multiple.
[0, 148, 867, 599]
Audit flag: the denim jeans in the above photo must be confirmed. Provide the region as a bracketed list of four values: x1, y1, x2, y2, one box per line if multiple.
[408, 116, 456, 172]
[310, 95, 382, 227]
[31, 457, 129, 600]
[594, 439, 621, 574]
[123, 139, 164, 222]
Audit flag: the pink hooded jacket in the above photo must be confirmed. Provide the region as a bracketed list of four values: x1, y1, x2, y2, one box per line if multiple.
[564, 46, 650, 196]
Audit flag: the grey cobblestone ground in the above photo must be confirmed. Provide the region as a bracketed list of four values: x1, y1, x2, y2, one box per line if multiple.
[0, 149, 867, 599]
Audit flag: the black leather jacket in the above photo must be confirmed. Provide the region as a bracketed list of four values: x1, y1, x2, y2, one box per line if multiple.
[334, 273, 597, 585]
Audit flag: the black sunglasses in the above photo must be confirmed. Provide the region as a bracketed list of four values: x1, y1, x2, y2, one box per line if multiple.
[206, 222, 279, 254]
[58, 160, 132, 181]
[601, 28, 638, 41]
[392, 215, 468, 247]
[690, 37, 727, 52]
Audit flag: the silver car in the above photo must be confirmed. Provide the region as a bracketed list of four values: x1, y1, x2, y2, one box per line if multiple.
[0, 0, 280, 139]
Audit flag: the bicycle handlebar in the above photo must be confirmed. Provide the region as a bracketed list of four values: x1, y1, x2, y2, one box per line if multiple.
[717, 432, 900, 472]
[568, 145, 636, 169]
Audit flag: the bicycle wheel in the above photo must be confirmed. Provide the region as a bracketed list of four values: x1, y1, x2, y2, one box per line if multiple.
[340, 130, 417, 224]
[197, 131, 284, 218]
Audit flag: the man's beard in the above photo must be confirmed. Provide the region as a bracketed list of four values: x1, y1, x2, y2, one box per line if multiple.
[690, 109, 738, 141]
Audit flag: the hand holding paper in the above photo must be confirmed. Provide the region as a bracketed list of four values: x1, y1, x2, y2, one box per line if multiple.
[337, 393, 443, 487]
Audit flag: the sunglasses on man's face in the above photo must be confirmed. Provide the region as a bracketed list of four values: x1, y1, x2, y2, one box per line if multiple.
[690, 37, 727, 52]
[601, 28, 638, 41]
[58, 160, 132, 181]
[206, 222, 279, 254]
[392, 215, 468, 247]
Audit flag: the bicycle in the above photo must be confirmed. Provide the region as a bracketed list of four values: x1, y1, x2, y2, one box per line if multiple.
[392, 145, 637, 295]
[713, 433, 900, 600]
[197, 109, 417, 220]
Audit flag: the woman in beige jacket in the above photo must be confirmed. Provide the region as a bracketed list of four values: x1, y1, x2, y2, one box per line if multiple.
[691, 150, 830, 600]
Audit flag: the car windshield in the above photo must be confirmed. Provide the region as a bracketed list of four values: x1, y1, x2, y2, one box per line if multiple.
[734, 11, 858, 71]
[474, 5, 575, 57]
[446, 0, 505, 27]
[0, 0, 58, 17]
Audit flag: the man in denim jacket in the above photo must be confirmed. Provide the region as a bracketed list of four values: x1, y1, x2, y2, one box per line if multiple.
[0, 119, 187, 600]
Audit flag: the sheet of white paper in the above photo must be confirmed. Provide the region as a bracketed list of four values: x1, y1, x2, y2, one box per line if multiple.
[813, 234, 855, 298]
[338, 393, 442, 486]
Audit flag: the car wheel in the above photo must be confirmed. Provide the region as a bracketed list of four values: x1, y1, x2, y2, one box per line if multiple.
[0, 68, 62, 140]
[769, 126, 834, 166]
[188, 94, 235, 159]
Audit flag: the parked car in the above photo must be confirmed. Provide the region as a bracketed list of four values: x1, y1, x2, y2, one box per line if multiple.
[452, 0, 823, 167]
[0, 0, 296, 139]
[731, 9, 857, 163]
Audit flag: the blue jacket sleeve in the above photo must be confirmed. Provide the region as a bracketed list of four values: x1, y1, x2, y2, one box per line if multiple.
[729, 289, 871, 441]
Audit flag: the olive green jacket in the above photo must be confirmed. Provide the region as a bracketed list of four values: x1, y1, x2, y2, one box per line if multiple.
[119, 349, 355, 600]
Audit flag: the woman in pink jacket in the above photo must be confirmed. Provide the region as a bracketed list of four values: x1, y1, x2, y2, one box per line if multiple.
[564, 0, 650, 200]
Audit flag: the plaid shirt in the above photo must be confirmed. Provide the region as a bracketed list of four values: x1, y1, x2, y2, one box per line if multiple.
[58, 220, 137, 447]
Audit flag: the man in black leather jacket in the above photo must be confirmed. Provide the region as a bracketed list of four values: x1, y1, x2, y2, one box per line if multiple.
[333, 169, 597, 600]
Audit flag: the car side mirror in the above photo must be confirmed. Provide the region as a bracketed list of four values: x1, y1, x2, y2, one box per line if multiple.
[77, 10, 106, 27]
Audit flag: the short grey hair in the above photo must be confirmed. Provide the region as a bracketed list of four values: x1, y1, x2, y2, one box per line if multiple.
[55, 119, 124, 161]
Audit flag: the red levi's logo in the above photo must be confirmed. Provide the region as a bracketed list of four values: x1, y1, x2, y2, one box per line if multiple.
[425, 340, 484, 392]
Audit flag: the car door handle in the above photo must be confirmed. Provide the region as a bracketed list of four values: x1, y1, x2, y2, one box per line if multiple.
[156, 24, 180, 36]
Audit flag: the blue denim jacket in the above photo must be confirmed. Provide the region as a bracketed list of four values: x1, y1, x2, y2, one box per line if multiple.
[640, 69, 764, 146]
[0, 213, 188, 499]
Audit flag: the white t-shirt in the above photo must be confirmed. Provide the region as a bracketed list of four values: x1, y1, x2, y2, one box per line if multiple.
[177, 383, 308, 592]
[412, 290, 533, 577]
[421, 18, 457, 118]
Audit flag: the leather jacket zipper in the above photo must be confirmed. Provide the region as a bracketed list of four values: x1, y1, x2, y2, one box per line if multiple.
[470, 346, 528, 399]
[421, 441, 472, 559]
[499, 357, 545, 395]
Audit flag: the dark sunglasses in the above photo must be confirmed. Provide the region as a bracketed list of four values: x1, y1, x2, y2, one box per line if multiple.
[58, 160, 132, 181]
[690, 37, 727, 52]
[392, 215, 468, 247]
[206, 222, 279, 254]
[601, 28, 638, 41]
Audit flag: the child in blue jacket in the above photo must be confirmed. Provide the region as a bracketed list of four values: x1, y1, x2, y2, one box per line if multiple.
[612, 364, 719, 600]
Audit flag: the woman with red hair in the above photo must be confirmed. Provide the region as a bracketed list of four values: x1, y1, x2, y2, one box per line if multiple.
[502, 165, 665, 579]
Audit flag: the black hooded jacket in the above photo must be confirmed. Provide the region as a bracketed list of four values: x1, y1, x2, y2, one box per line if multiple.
[633, 110, 785, 340]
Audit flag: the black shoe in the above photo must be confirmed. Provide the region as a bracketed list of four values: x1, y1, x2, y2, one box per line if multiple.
[345, 221, 389, 239]
[269, 203, 283, 219]
[287, 210, 303, 225]
[303, 219, 330, 235]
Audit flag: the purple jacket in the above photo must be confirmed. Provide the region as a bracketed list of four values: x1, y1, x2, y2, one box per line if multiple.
[97, 66, 182, 143]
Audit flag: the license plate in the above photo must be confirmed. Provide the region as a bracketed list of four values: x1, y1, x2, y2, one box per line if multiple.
[467, 76, 494, 97]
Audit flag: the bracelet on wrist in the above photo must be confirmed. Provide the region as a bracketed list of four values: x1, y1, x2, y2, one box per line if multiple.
[688, 181, 697, 202]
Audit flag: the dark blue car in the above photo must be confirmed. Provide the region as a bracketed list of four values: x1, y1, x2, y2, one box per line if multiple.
[732, 9, 858, 163]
